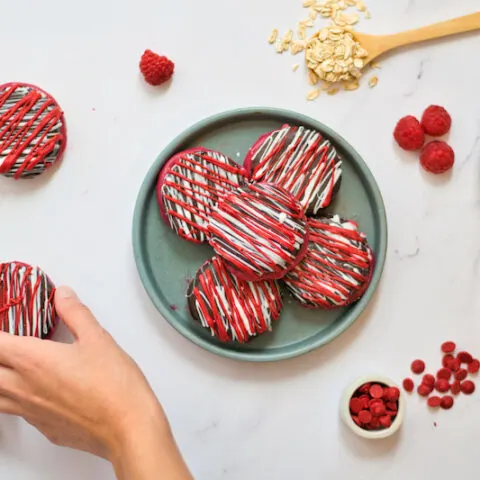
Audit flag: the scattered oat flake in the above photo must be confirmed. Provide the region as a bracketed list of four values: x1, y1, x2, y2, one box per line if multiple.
[291, 41, 306, 55]
[327, 87, 339, 95]
[308, 70, 319, 85]
[275, 41, 284, 53]
[344, 80, 359, 90]
[268, 29, 278, 44]
[292, 63, 300, 71]
[306, 88, 321, 101]
[356, 1, 366, 12]
[303, 0, 316, 7]
[283, 29, 294, 45]
[369, 76, 378, 88]
[364, 10, 371, 19]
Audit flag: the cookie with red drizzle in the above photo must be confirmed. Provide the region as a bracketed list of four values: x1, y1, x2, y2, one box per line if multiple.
[0, 261, 56, 338]
[187, 257, 282, 343]
[284, 215, 374, 308]
[244, 125, 342, 215]
[0, 83, 67, 179]
[157, 148, 246, 243]
[208, 183, 309, 281]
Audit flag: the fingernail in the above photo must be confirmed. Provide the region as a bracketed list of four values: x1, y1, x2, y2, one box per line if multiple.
[55, 286, 78, 300]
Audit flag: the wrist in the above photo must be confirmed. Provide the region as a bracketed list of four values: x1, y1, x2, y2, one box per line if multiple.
[107, 400, 191, 480]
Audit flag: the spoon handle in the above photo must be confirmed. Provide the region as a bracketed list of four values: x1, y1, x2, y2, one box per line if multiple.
[389, 12, 480, 48]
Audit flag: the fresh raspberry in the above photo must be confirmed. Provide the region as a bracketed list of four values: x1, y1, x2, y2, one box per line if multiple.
[420, 141, 454, 174]
[421, 105, 452, 137]
[139, 49, 175, 86]
[394, 116, 425, 151]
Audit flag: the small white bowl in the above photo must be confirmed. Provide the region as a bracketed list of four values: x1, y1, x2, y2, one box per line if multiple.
[340, 374, 405, 440]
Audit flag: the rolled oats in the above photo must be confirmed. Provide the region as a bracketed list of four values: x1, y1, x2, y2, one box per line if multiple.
[306, 88, 321, 100]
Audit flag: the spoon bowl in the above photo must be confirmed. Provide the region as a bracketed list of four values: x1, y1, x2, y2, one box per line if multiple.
[354, 12, 480, 68]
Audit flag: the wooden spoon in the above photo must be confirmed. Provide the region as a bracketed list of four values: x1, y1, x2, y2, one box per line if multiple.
[355, 12, 480, 67]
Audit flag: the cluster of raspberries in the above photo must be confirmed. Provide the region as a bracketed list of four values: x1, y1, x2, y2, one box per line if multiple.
[394, 105, 454, 174]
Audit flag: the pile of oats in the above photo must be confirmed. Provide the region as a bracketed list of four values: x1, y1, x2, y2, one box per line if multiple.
[269, 0, 379, 99]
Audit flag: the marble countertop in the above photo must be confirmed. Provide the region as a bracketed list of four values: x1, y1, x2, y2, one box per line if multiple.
[1, 0, 479, 478]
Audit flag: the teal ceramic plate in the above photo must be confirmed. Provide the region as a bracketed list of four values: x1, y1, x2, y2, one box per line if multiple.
[132, 108, 387, 362]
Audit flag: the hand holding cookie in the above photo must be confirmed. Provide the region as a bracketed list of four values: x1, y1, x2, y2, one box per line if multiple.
[0, 287, 192, 480]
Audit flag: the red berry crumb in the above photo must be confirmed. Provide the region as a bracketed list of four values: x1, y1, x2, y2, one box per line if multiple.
[437, 368, 452, 381]
[443, 354, 454, 369]
[369, 384, 384, 399]
[371, 402, 386, 417]
[457, 351, 473, 364]
[427, 396, 441, 408]
[451, 380, 461, 395]
[435, 379, 450, 393]
[454, 369, 468, 381]
[384, 387, 400, 402]
[139, 49, 175, 86]
[441, 341, 456, 354]
[349, 397, 363, 414]
[411, 359, 426, 374]
[420, 141, 454, 174]
[422, 374, 435, 387]
[468, 359, 480, 374]
[403, 378, 414, 392]
[380, 415, 392, 428]
[460, 380, 475, 395]
[421, 105, 452, 137]
[440, 396, 454, 410]
[418, 384, 433, 397]
[394, 116, 425, 151]
[358, 410, 373, 424]
[449, 358, 461, 372]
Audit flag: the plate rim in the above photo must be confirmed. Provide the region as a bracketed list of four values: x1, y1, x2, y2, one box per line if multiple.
[132, 107, 388, 362]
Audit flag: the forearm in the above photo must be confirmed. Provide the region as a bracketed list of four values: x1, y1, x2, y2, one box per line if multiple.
[110, 406, 192, 480]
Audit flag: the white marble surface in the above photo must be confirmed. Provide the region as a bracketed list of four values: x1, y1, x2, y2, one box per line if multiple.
[0, 0, 479, 478]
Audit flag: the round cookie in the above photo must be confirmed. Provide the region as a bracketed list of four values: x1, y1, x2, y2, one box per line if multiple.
[0, 82, 67, 179]
[157, 148, 246, 243]
[208, 182, 309, 281]
[284, 215, 374, 309]
[0, 261, 56, 338]
[187, 257, 283, 343]
[244, 124, 342, 215]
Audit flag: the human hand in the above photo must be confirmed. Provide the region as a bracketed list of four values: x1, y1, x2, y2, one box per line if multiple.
[0, 287, 192, 479]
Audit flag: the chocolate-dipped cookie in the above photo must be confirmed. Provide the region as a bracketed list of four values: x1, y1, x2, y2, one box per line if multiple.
[187, 257, 282, 343]
[157, 148, 246, 243]
[244, 125, 342, 215]
[208, 183, 309, 281]
[0, 83, 67, 179]
[284, 215, 374, 308]
[0, 261, 56, 338]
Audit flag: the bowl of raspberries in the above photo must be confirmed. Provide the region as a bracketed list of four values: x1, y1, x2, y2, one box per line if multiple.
[394, 105, 454, 175]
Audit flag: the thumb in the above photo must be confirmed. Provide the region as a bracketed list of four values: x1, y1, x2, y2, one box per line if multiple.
[54, 286, 100, 339]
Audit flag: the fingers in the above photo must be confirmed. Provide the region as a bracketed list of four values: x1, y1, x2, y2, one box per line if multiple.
[0, 332, 40, 368]
[0, 395, 22, 416]
[0, 364, 27, 399]
[55, 286, 100, 339]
